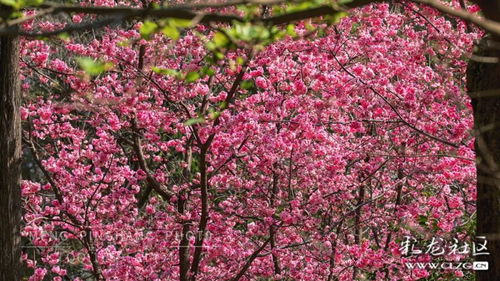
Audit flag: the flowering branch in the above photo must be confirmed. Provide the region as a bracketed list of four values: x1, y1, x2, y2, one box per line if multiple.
[2, 0, 500, 37]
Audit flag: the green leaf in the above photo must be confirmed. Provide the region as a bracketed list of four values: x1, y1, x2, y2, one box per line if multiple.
[286, 24, 297, 37]
[213, 32, 229, 48]
[25, 0, 43, 6]
[168, 18, 193, 28]
[77, 57, 113, 76]
[209, 110, 221, 120]
[417, 215, 428, 226]
[0, 0, 20, 9]
[286, 1, 315, 13]
[184, 117, 205, 126]
[151, 67, 182, 78]
[237, 4, 258, 20]
[185, 72, 200, 83]
[214, 51, 225, 60]
[272, 5, 283, 15]
[350, 22, 361, 34]
[161, 24, 180, 40]
[117, 40, 130, 47]
[305, 22, 315, 32]
[326, 11, 348, 25]
[219, 101, 228, 110]
[35, 35, 49, 41]
[140, 21, 158, 40]
[57, 32, 70, 41]
[240, 80, 254, 90]
[200, 66, 215, 77]
[233, 23, 252, 41]
[225, 22, 274, 44]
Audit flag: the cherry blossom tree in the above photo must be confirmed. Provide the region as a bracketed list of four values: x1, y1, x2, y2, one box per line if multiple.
[1, 0, 500, 280]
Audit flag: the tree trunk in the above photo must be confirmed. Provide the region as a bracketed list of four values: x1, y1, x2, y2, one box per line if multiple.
[0, 35, 22, 280]
[466, 35, 500, 281]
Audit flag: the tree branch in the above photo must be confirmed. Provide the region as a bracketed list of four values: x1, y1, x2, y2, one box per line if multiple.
[413, 0, 500, 36]
[1, 0, 499, 37]
[230, 237, 272, 281]
[131, 118, 175, 201]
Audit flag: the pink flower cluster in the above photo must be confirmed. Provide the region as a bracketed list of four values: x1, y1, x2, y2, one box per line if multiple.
[20, 1, 479, 280]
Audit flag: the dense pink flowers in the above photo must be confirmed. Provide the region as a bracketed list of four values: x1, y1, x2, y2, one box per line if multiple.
[19, 1, 479, 280]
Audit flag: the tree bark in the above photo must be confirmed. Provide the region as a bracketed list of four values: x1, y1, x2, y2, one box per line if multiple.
[466, 35, 500, 281]
[189, 147, 209, 281]
[0, 35, 22, 280]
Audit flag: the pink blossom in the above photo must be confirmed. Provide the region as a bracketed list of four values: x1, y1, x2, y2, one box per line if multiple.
[255, 77, 268, 89]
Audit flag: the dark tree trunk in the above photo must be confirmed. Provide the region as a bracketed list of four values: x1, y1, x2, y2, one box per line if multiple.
[467, 35, 500, 281]
[0, 35, 22, 280]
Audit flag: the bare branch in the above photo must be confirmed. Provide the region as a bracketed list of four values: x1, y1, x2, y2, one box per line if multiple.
[413, 0, 500, 36]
